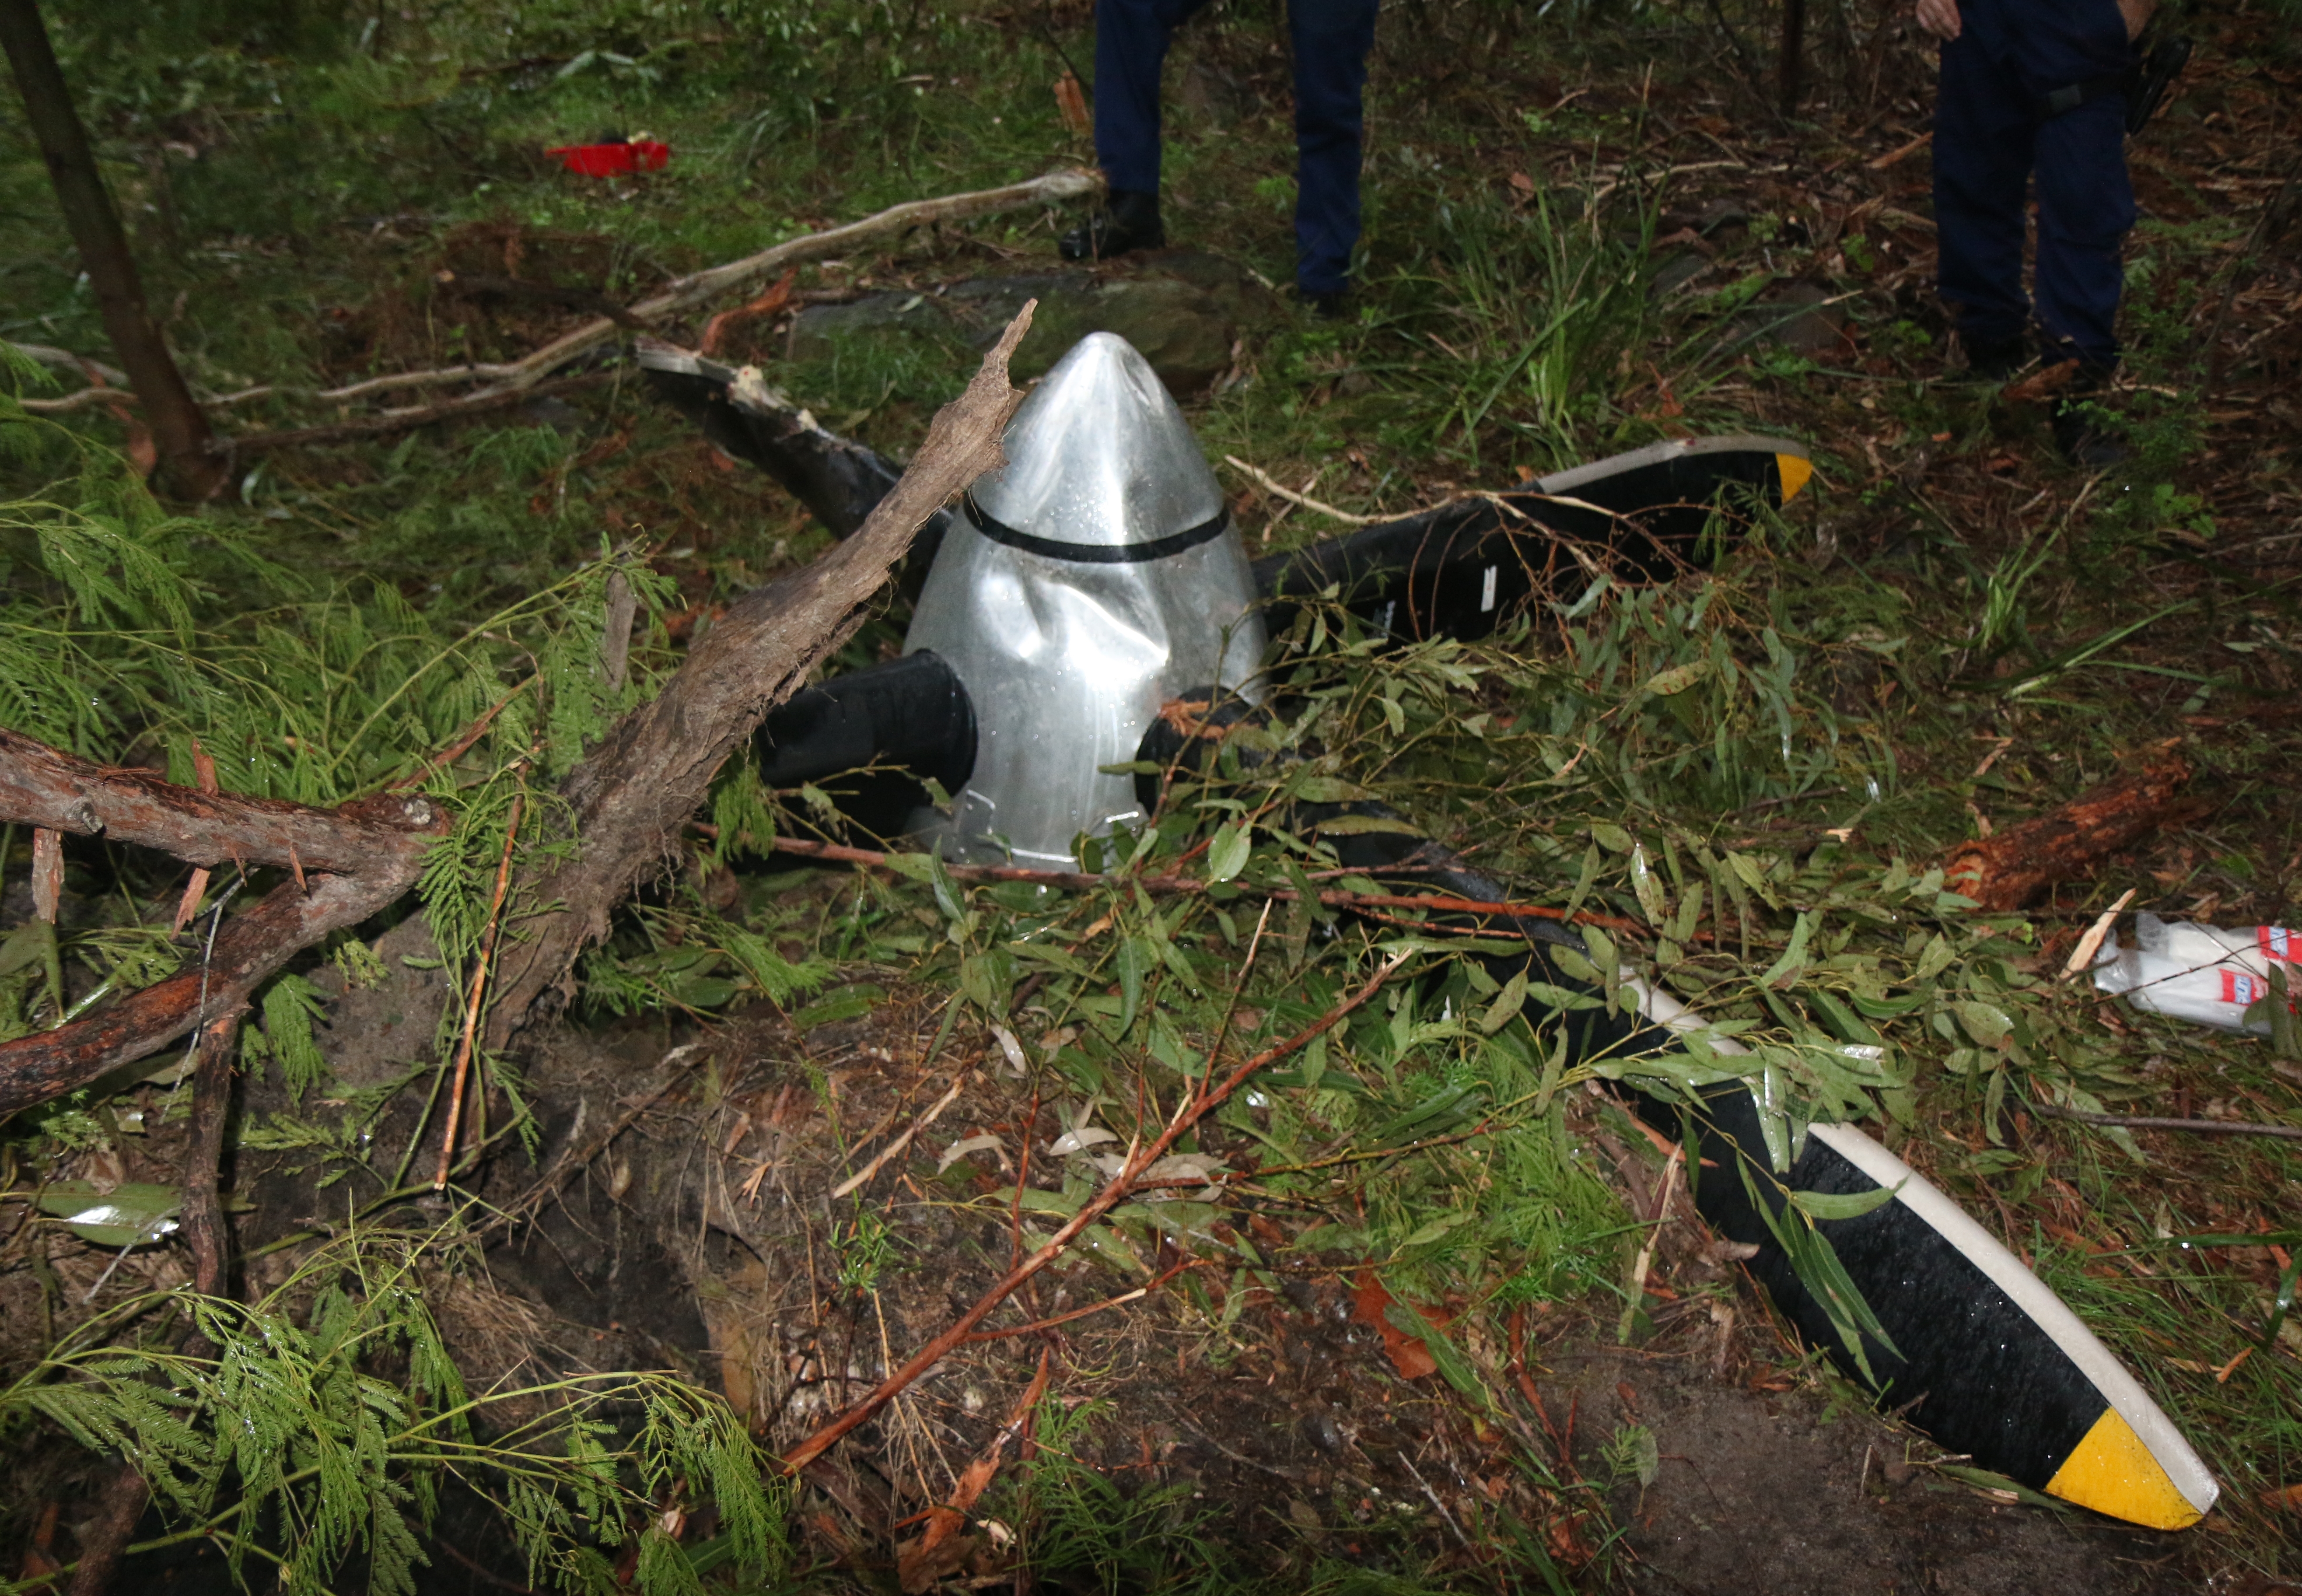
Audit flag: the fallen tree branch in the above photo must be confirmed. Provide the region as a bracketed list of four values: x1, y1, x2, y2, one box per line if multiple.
[0, 864, 435, 1118]
[0, 726, 444, 875]
[29, 170, 1090, 435]
[470, 170, 1092, 401]
[181, 1009, 243, 1302]
[483, 302, 1040, 1044]
[2033, 1104, 2302, 1141]
[0, 729, 447, 1116]
[216, 370, 615, 457]
[1942, 752, 2194, 912]
[778, 948, 1413, 1473]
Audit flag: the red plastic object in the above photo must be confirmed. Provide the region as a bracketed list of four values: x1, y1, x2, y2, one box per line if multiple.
[546, 140, 670, 177]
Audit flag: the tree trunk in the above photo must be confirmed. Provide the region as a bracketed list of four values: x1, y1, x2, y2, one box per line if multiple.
[1777, 0, 1808, 118]
[0, 0, 225, 497]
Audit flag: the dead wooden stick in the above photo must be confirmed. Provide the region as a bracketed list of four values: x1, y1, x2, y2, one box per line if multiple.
[830, 1070, 968, 1200]
[27, 170, 1092, 431]
[181, 1009, 244, 1302]
[764, 834, 1651, 937]
[778, 948, 1412, 1473]
[961, 1258, 1204, 1344]
[0, 726, 445, 876]
[0, 727, 448, 1116]
[1942, 752, 2194, 912]
[484, 302, 1041, 1045]
[2033, 1104, 2302, 1141]
[455, 170, 1093, 402]
[0, 866, 431, 1118]
[434, 790, 525, 1189]
[215, 370, 613, 457]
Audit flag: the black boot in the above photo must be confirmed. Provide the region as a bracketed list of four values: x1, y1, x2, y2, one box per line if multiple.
[2051, 367, 2127, 468]
[1059, 188, 1164, 262]
[1963, 332, 2027, 382]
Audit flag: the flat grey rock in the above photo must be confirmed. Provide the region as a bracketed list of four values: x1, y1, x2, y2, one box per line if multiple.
[787, 250, 1280, 395]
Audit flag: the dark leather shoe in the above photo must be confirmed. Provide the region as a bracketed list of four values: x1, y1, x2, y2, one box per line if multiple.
[1301, 287, 1350, 321]
[1059, 189, 1163, 262]
[1964, 334, 2027, 382]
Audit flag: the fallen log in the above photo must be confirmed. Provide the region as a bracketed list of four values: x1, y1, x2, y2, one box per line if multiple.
[1942, 752, 2194, 912]
[4, 306, 1033, 1106]
[0, 853, 435, 1117]
[0, 731, 447, 1117]
[0, 727, 444, 875]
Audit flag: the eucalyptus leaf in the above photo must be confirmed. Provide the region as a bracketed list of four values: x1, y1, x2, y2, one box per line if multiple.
[1206, 821, 1252, 883]
[36, 1182, 182, 1247]
[1788, 1180, 1903, 1221]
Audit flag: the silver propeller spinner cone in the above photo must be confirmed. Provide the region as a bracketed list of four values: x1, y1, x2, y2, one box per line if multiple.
[967, 330, 1228, 552]
[903, 332, 1266, 865]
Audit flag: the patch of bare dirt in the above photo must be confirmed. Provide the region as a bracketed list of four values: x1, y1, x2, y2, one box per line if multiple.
[307, 992, 2216, 1592]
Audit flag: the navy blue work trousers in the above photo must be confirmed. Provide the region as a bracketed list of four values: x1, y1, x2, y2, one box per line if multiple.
[1093, 0, 1379, 295]
[1933, 0, 2135, 367]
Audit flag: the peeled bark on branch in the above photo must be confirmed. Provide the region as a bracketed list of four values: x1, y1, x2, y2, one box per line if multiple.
[0, 848, 440, 1118]
[483, 302, 1040, 1042]
[0, 734, 447, 1116]
[0, 727, 444, 875]
[1942, 753, 2194, 912]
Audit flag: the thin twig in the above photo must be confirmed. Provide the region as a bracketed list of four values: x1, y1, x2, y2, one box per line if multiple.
[830, 1071, 969, 1199]
[1221, 454, 1379, 525]
[217, 371, 613, 456]
[387, 677, 533, 791]
[962, 1259, 1204, 1343]
[2033, 1104, 2302, 1141]
[779, 950, 1413, 1472]
[435, 790, 525, 1189]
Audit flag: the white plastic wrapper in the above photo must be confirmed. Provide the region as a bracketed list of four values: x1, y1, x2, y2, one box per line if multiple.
[2091, 913, 2299, 1035]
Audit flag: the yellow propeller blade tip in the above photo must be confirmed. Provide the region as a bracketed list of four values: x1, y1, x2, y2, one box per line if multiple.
[1775, 452, 1813, 504]
[2045, 1407, 2208, 1530]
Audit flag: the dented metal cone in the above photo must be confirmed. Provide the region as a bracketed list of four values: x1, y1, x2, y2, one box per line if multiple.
[903, 332, 1266, 865]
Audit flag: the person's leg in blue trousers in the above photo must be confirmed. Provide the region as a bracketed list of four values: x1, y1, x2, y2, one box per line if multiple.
[1092, 0, 1216, 200]
[1289, 0, 1379, 297]
[2030, 94, 2132, 369]
[1932, 31, 2035, 356]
